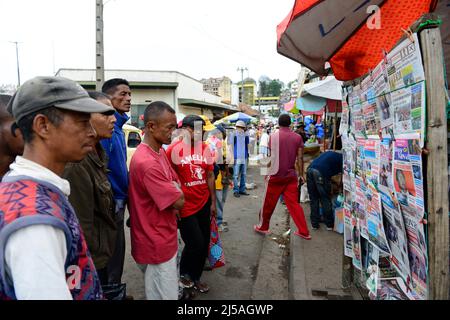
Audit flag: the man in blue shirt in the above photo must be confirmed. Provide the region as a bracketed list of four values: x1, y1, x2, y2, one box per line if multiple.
[230, 120, 250, 198]
[306, 151, 343, 230]
[101, 78, 132, 286]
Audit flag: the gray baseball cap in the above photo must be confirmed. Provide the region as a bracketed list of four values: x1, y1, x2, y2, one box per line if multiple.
[7, 76, 115, 123]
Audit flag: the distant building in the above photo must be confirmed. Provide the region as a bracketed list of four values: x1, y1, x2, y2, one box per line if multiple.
[56, 69, 237, 128]
[237, 78, 257, 106]
[254, 96, 280, 106]
[200, 76, 232, 104]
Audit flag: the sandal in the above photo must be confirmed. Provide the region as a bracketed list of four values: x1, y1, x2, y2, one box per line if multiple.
[194, 281, 210, 293]
[180, 275, 194, 289]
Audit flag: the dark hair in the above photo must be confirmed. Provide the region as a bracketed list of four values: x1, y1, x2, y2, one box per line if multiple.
[0, 94, 13, 123]
[144, 101, 175, 124]
[278, 114, 291, 127]
[88, 91, 111, 101]
[101, 78, 130, 95]
[17, 107, 65, 143]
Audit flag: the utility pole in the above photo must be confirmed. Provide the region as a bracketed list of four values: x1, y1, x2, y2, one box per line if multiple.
[10, 41, 21, 87]
[96, 0, 105, 91]
[237, 67, 248, 104]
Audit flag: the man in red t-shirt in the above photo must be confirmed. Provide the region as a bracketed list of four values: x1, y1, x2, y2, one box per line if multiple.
[166, 115, 216, 294]
[128, 101, 184, 300]
[254, 114, 311, 240]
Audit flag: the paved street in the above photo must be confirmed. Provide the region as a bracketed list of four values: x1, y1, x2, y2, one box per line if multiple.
[123, 165, 291, 300]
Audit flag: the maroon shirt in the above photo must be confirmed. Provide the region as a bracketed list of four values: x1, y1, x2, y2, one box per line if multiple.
[269, 127, 304, 178]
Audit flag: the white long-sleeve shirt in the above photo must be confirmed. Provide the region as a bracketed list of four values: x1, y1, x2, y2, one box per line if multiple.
[2, 156, 72, 300]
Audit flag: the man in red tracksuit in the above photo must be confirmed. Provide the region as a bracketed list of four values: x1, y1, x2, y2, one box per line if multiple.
[254, 114, 311, 240]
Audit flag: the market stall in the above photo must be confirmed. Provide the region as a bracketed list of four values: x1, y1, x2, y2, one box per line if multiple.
[277, 0, 448, 300]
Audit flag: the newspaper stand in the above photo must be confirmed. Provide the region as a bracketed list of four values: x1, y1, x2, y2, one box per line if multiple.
[340, 16, 448, 300]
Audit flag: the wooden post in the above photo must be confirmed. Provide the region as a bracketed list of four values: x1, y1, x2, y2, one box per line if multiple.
[420, 27, 449, 300]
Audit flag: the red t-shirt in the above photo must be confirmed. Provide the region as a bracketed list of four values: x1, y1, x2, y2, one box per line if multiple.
[166, 139, 214, 218]
[269, 127, 304, 178]
[128, 143, 181, 264]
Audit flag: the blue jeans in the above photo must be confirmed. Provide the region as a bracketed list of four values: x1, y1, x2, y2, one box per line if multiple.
[306, 168, 333, 228]
[216, 190, 224, 227]
[233, 162, 247, 194]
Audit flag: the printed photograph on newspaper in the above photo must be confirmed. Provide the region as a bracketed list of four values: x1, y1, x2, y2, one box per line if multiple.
[376, 278, 412, 300]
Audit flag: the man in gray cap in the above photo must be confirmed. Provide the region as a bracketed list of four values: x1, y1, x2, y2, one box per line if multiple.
[0, 76, 114, 300]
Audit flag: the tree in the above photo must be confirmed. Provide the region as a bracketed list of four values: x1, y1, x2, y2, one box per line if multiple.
[267, 79, 283, 97]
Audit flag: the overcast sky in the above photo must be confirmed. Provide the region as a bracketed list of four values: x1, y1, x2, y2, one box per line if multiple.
[0, 0, 301, 87]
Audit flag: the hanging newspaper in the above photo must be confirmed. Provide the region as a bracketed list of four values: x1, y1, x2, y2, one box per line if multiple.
[365, 183, 390, 254]
[364, 243, 380, 298]
[354, 177, 368, 239]
[386, 34, 425, 91]
[378, 138, 394, 193]
[340, 89, 350, 136]
[380, 191, 411, 282]
[393, 134, 424, 212]
[342, 134, 356, 191]
[351, 217, 363, 270]
[363, 100, 381, 137]
[391, 82, 425, 145]
[392, 134, 428, 300]
[344, 202, 354, 258]
[376, 278, 413, 300]
[386, 33, 426, 145]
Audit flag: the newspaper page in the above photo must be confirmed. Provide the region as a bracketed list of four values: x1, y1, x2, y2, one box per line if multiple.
[365, 183, 390, 254]
[376, 278, 412, 300]
[393, 134, 428, 300]
[351, 217, 363, 270]
[386, 33, 426, 144]
[380, 191, 411, 282]
[364, 243, 380, 298]
[386, 33, 425, 92]
[340, 89, 349, 135]
[354, 177, 368, 239]
[344, 194, 354, 258]
[378, 138, 394, 193]
[363, 100, 381, 137]
[391, 81, 426, 144]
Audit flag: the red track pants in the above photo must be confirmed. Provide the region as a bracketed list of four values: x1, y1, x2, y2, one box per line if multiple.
[257, 176, 309, 235]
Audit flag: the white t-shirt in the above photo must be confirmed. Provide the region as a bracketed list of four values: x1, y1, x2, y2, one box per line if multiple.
[260, 133, 270, 148]
[3, 156, 72, 300]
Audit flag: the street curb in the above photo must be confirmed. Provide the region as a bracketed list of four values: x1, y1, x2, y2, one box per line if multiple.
[288, 216, 311, 300]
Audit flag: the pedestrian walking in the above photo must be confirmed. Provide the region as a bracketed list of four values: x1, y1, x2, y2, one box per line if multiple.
[230, 120, 250, 197]
[0, 76, 114, 299]
[166, 115, 216, 294]
[100, 78, 131, 286]
[63, 91, 117, 288]
[206, 124, 229, 232]
[128, 101, 184, 300]
[0, 94, 24, 179]
[254, 114, 311, 240]
[306, 151, 343, 230]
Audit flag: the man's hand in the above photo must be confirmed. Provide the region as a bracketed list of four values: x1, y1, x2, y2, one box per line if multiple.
[298, 175, 305, 185]
[210, 203, 217, 218]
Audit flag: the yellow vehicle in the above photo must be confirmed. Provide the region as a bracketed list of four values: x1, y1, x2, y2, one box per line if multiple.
[123, 124, 143, 169]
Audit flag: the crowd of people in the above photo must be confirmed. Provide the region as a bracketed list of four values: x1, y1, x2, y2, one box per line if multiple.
[0, 75, 344, 300]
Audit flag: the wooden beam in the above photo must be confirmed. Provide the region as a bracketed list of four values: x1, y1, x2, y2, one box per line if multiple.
[420, 27, 449, 300]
